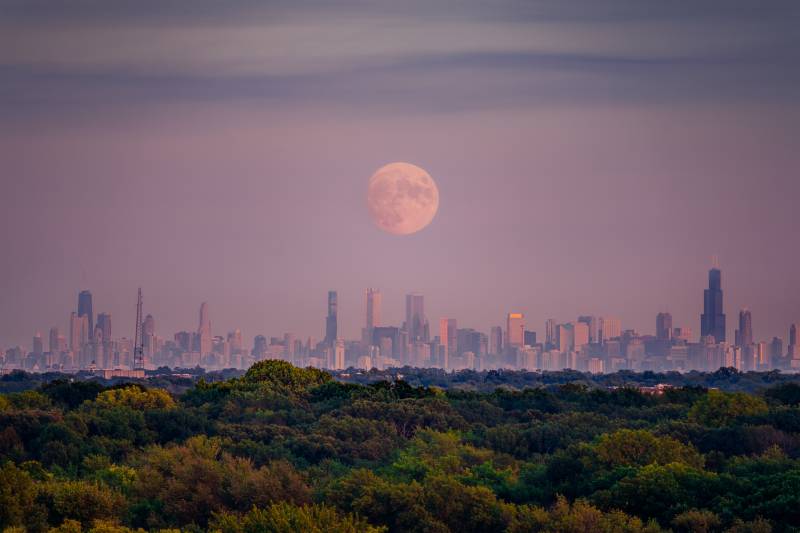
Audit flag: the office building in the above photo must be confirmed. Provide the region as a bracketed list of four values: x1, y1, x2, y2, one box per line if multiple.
[599, 317, 621, 342]
[97, 312, 112, 341]
[577, 316, 597, 343]
[735, 309, 753, 347]
[325, 291, 338, 345]
[78, 290, 94, 336]
[198, 302, 212, 355]
[489, 326, 503, 356]
[701, 267, 726, 343]
[405, 293, 427, 341]
[506, 313, 524, 348]
[656, 312, 673, 341]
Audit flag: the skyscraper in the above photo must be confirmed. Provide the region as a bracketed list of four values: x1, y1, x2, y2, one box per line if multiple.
[438, 318, 457, 358]
[489, 326, 503, 356]
[325, 291, 338, 344]
[32, 332, 43, 355]
[69, 312, 88, 354]
[700, 267, 726, 343]
[227, 329, 243, 352]
[78, 290, 93, 336]
[735, 309, 753, 347]
[545, 319, 556, 349]
[656, 312, 673, 341]
[573, 322, 589, 350]
[49, 327, 60, 353]
[198, 302, 212, 355]
[365, 288, 381, 331]
[506, 313, 524, 348]
[143, 314, 155, 336]
[790, 323, 797, 348]
[96, 313, 112, 341]
[769, 337, 783, 364]
[405, 293, 427, 341]
[599, 317, 621, 343]
[556, 323, 574, 352]
[577, 316, 597, 343]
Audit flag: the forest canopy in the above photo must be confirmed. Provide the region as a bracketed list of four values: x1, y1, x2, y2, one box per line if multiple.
[2, 360, 800, 532]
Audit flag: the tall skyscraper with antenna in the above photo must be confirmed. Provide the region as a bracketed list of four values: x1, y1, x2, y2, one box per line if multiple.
[701, 266, 726, 343]
[133, 288, 144, 370]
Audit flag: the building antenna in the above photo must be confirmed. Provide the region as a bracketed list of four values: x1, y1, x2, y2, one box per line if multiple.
[711, 254, 720, 269]
[133, 288, 144, 370]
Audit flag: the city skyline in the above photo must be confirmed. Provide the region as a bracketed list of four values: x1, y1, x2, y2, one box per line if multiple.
[4, 264, 799, 375]
[2, 262, 799, 355]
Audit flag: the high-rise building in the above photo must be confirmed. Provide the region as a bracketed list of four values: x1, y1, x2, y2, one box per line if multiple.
[656, 312, 673, 341]
[227, 329, 243, 352]
[735, 309, 753, 347]
[49, 327, 61, 353]
[523, 330, 537, 347]
[175, 331, 192, 352]
[753, 341, 768, 369]
[489, 326, 503, 356]
[252, 335, 268, 358]
[599, 317, 621, 343]
[573, 322, 589, 350]
[439, 318, 458, 357]
[143, 314, 156, 336]
[78, 290, 94, 336]
[577, 316, 597, 343]
[198, 302, 212, 355]
[789, 323, 797, 348]
[556, 323, 574, 352]
[769, 337, 783, 363]
[700, 267, 726, 343]
[32, 332, 43, 355]
[328, 339, 345, 370]
[97, 312, 112, 341]
[325, 291, 338, 344]
[545, 319, 556, 348]
[673, 326, 693, 342]
[365, 288, 381, 333]
[405, 293, 427, 341]
[506, 313, 524, 348]
[69, 312, 88, 354]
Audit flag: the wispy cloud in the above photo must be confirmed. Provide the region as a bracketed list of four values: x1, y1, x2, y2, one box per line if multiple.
[1, 0, 798, 121]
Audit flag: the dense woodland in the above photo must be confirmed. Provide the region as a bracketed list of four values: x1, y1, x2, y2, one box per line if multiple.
[2, 361, 800, 532]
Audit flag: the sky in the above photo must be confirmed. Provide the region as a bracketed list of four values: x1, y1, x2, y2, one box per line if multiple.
[1, 0, 799, 349]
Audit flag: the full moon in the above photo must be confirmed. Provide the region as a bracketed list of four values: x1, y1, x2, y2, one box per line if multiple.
[367, 162, 440, 235]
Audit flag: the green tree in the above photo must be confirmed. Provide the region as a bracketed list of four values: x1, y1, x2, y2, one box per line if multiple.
[0, 462, 48, 532]
[594, 429, 704, 469]
[94, 387, 175, 411]
[209, 502, 385, 533]
[689, 391, 768, 427]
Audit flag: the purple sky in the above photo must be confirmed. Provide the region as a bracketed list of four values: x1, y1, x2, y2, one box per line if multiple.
[1, 0, 799, 349]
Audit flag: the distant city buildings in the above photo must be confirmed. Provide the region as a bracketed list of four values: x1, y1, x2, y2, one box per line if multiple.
[701, 267, 726, 343]
[405, 293, 428, 342]
[656, 312, 673, 341]
[325, 291, 338, 346]
[506, 313, 524, 348]
[1, 265, 798, 375]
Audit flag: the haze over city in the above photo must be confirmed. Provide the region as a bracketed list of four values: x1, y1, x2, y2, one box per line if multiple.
[1, 0, 799, 359]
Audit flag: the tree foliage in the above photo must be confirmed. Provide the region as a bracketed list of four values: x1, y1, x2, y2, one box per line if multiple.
[1, 367, 799, 532]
